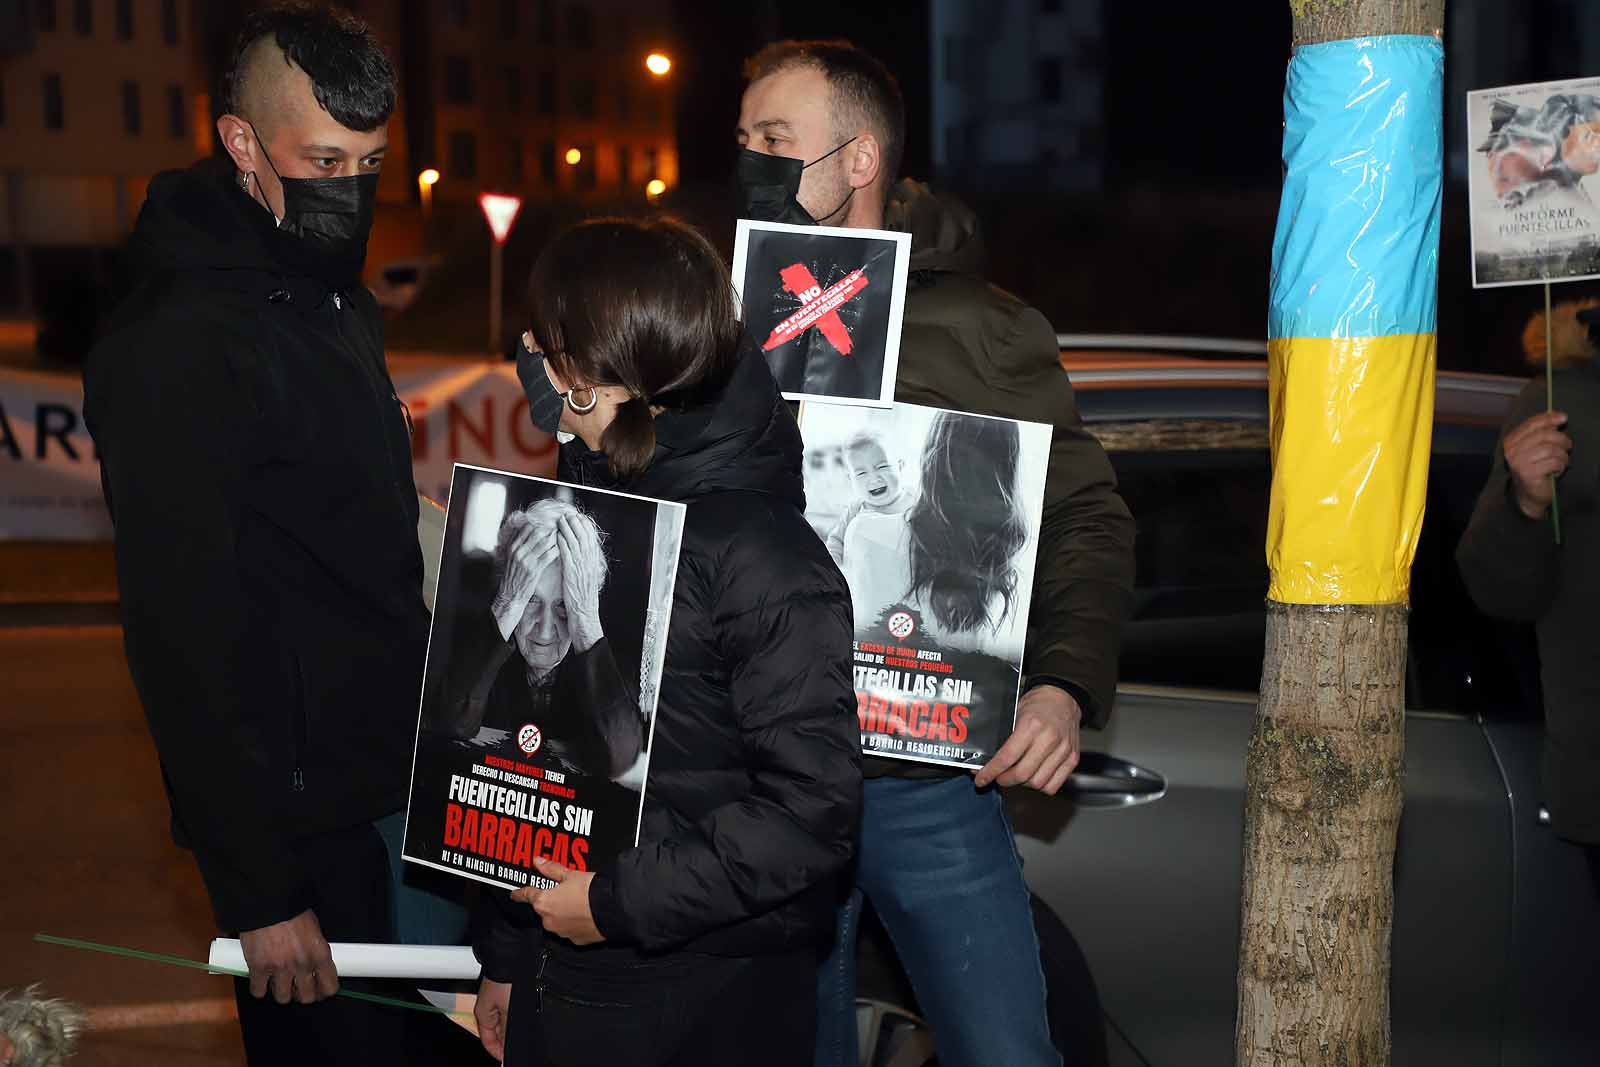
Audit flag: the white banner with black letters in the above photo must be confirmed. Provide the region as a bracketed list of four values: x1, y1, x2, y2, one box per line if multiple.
[0, 355, 554, 541]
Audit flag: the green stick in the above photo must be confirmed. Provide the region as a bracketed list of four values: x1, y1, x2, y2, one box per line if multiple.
[1545, 280, 1564, 545]
[33, 934, 473, 1020]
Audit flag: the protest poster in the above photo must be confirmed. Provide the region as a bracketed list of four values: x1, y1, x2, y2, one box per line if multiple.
[1468, 77, 1600, 287]
[732, 219, 910, 407]
[403, 463, 684, 891]
[798, 401, 1051, 769]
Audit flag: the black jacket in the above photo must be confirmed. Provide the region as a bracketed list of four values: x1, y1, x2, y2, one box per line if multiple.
[1458, 359, 1600, 842]
[475, 350, 861, 974]
[82, 159, 430, 932]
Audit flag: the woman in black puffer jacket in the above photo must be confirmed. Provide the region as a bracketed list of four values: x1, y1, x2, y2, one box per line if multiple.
[470, 217, 861, 1067]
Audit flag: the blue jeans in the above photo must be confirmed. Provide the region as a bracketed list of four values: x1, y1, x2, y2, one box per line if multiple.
[815, 774, 1059, 1067]
[373, 810, 472, 945]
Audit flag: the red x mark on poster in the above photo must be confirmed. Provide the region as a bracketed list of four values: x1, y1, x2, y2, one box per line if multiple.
[762, 263, 871, 356]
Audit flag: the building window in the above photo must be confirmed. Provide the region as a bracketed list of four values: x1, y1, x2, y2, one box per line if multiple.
[122, 80, 141, 134]
[167, 85, 185, 138]
[537, 1, 555, 43]
[536, 72, 555, 116]
[1039, 0, 1063, 10]
[644, 146, 658, 178]
[445, 0, 469, 28]
[161, 0, 178, 44]
[616, 83, 630, 122]
[505, 67, 521, 113]
[37, 0, 56, 32]
[1039, 57, 1062, 103]
[500, 0, 518, 35]
[618, 144, 631, 185]
[943, 36, 962, 85]
[539, 139, 555, 183]
[509, 137, 524, 184]
[567, 4, 592, 49]
[572, 78, 594, 119]
[450, 130, 478, 180]
[73, 0, 90, 35]
[116, 0, 133, 39]
[445, 56, 475, 105]
[0, 79, 6, 127]
[42, 73, 63, 129]
[577, 142, 596, 189]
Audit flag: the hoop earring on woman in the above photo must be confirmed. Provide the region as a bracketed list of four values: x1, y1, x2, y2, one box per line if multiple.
[566, 387, 599, 414]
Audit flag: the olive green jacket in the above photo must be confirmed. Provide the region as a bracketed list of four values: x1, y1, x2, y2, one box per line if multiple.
[883, 179, 1136, 731]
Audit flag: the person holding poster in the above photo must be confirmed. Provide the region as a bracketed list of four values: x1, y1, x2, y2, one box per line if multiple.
[736, 41, 1136, 1067]
[1458, 299, 1600, 890]
[80, 6, 462, 1064]
[470, 218, 861, 1067]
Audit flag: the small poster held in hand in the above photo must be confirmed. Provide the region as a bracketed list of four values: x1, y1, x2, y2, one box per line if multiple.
[732, 219, 911, 407]
[403, 463, 684, 891]
[798, 402, 1051, 769]
[1468, 77, 1600, 288]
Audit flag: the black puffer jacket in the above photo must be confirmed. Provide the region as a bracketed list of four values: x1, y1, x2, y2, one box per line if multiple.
[475, 349, 860, 973]
[83, 159, 429, 933]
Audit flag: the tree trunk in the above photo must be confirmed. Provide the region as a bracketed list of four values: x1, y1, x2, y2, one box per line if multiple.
[1238, 3, 1445, 1065]
[1236, 604, 1406, 1065]
[1289, 0, 1444, 44]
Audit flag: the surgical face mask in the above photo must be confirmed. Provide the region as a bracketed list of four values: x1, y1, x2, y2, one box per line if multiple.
[515, 335, 580, 443]
[245, 123, 379, 288]
[735, 138, 856, 226]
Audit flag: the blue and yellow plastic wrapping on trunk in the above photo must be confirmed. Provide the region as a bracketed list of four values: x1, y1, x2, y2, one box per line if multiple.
[1268, 35, 1443, 605]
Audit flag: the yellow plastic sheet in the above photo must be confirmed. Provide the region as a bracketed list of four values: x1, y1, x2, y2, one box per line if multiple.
[1266, 335, 1437, 604]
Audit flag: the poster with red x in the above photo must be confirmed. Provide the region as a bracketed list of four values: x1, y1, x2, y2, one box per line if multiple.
[732, 220, 911, 407]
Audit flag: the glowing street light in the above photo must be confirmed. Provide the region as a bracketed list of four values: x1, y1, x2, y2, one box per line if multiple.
[417, 168, 440, 218]
[646, 179, 666, 199]
[564, 147, 582, 166]
[645, 52, 672, 77]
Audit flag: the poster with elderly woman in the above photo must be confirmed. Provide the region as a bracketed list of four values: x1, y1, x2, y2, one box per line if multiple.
[1469, 77, 1600, 287]
[403, 464, 685, 891]
[798, 401, 1051, 769]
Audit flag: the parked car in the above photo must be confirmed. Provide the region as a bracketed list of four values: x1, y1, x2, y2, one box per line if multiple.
[854, 337, 1599, 1066]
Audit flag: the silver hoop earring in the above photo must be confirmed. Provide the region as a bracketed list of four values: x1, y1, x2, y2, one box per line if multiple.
[566, 388, 599, 415]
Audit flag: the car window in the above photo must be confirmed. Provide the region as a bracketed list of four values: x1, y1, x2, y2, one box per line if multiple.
[1102, 425, 1542, 720]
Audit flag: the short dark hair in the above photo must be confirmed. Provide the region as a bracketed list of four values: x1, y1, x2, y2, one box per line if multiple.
[744, 39, 906, 184]
[222, 2, 397, 132]
[527, 218, 743, 479]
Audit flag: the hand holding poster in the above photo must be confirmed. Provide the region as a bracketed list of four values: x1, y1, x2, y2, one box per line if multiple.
[403, 464, 684, 891]
[732, 220, 911, 407]
[798, 402, 1051, 768]
[1469, 77, 1600, 287]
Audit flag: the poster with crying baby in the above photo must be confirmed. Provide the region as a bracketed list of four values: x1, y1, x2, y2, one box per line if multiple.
[798, 402, 1051, 769]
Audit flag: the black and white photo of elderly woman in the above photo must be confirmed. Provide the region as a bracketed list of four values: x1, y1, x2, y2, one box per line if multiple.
[437, 497, 645, 784]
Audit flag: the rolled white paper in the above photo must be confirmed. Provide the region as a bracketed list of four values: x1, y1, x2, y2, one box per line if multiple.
[207, 939, 481, 981]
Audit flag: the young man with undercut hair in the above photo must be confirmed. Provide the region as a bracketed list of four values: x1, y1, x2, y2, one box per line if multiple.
[736, 40, 1136, 1067]
[84, 5, 451, 1063]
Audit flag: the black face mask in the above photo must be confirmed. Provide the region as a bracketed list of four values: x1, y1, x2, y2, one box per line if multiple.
[734, 139, 855, 226]
[246, 123, 378, 289]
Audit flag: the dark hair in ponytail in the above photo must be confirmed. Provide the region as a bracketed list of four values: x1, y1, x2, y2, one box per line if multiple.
[526, 217, 743, 479]
[904, 413, 1027, 633]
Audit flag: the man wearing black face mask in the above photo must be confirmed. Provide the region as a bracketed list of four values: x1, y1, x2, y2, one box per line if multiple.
[82, 6, 446, 1065]
[737, 41, 1135, 1067]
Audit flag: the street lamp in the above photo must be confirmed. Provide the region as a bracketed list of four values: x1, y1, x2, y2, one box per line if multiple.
[646, 179, 666, 199]
[418, 168, 440, 254]
[645, 52, 671, 77]
[417, 168, 440, 217]
[564, 147, 582, 166]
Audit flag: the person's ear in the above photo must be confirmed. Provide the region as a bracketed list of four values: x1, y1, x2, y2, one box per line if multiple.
[217, 114, 256, 175]
[847, 133, 882, 191]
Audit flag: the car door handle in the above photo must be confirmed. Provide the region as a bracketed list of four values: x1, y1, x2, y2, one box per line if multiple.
[1064, 752, 1166, 807]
